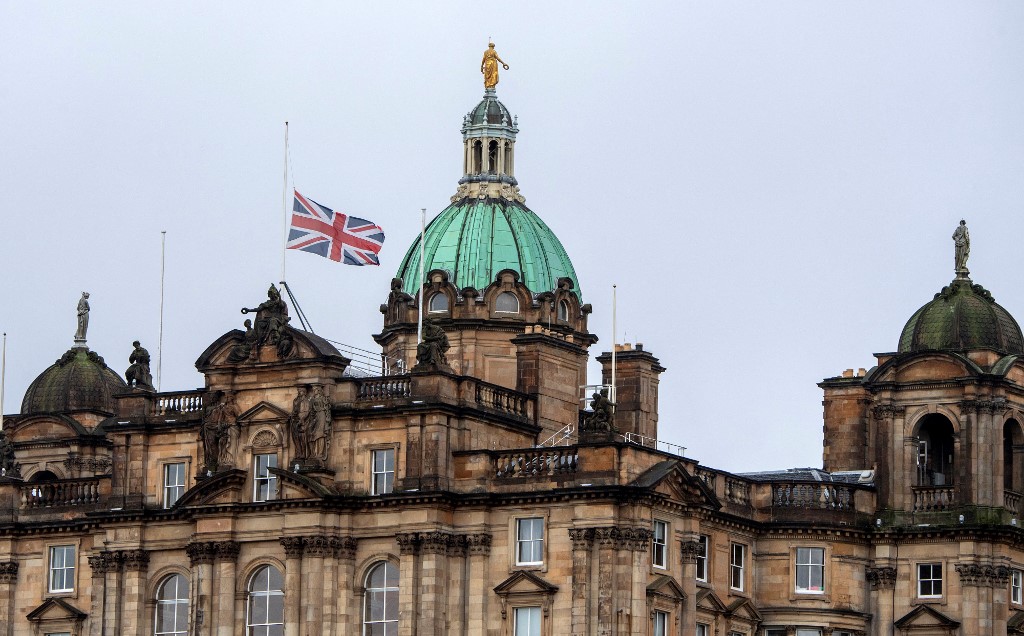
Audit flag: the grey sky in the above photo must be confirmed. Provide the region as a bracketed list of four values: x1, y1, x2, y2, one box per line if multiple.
[2, 2, 1023, 472]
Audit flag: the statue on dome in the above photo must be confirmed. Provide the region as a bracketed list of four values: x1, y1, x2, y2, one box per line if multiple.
[74, 292, 90, 344]
[125, 340, 154, 389]
[481, 42, 509, 89]
[953, 219, 970, 274]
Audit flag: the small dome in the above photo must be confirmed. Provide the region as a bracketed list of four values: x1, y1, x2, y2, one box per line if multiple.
[21, 347, 127, 415]
[898, 278, 1024, 354]
[468, 92, 513, 127]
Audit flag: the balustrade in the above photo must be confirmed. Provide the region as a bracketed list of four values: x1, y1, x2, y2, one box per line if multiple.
[772, 482, 853, 510]
[475, 382, 530, 418]
[357, 376, 411, 400]
[725, 477, 750, 506]
[913, 486, 955, 512]
[495, 448, 578, 478]
[20, 478, 104, 509]
[1006, 489, 1022, 515]
[153, 391, 204, 416]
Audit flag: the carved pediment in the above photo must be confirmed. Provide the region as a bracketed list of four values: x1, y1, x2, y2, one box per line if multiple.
[647, 575, 686, 602]
[237, 401, 290, 424]
[630, 460, 721, 509]
[695, 588, 728, 613]
[894, 605, 961, 633]
[267, 467, 337, 499]
[725, 597, 762, 622]
[26, 597, 88, 623]
[195, 327, 350, 371]
[1008, 609, 1024, 633]
[173, 469, 246, 508]
[868, 351, 980, 385]
[6, 414, 86, 443]
[493, 570, 559, 597]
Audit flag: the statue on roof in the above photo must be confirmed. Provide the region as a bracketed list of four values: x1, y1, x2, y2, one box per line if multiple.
[481, 42, 509, 89]
[242, 284, 293, 357]
[414, 320, 451, 371]
[953, 219, 970, 274]
[0, 430, 21, 478]
[581, 389, 617, 434]
[74, 292, 90, 344]
[201, 391, 239, 473]
[125, 340, 154, 389]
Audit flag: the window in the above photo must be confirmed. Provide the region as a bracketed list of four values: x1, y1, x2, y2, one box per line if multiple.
[653, 611, 668, 636]
[155, 573, 190, 636]
[1014, 569, 1023, 604]
[496, 292, 519, 313]
[652, 520, 668, 569]
[696, 535, 709, 582]
[795, 631, 822, 636]
[428, 293, 448, 313]
[247, 565, 284, 636]
[730, 543, 745, 591]
[48, 545, 75, 593]
[516, 517, 544, 565]
[363, 561, 399, 636]
[764, 630, 787, 636]
[795, 547, 825, 593]
[514, 606, 541, 636]
[916, 415, 955, 486]
[917, 562, 943, 598]
[163, 462, 186, 508]
[372, 449, 395, 495]
[253, 453, 278, 502]
[557, 300, 569, 321]
[696, 625, 710, 636]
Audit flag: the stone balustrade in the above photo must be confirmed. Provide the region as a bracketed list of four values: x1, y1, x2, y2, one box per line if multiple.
[356, 376, 411, 400]
[913, 486, 955, 512]
[474, 381, 530, 419]
[153, 390, 205, 416]
[772, 482, 854, 510]
[20, 477, 107, 509]
[495, 447, 578, 478]
[1006, 489, 1022, 515]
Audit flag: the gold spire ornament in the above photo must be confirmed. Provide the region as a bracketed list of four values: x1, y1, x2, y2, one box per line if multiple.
[481, 42, 509, 89]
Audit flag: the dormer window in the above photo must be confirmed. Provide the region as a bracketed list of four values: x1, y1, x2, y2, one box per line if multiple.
[496, 292, 519, 313]
[557, 300, 569, 322]
[429, 293, 449, 313]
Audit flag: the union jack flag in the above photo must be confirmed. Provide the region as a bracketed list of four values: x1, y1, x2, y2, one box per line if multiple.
[287, 190, 385, 265]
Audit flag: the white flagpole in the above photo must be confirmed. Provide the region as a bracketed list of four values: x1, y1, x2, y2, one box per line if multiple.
[417, 208, 426, 346]
[157, 231, 166, 391]
[611, 284, 617, 405]
[0, 332, 6, 430]
[281, 121, 290, 282]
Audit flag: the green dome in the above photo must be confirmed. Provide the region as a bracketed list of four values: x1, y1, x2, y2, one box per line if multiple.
[21, 347, 127, 414]
[898, 278, 1024, 354]
[396, 197, 580, 298]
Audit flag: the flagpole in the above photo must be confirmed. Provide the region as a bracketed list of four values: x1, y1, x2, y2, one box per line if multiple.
[281, 121, 290, 283]
[611, 284, 617, 405]
[417, 208, 426, 347]
[0, 332, 6, 430]
[157, 231, 166, 391]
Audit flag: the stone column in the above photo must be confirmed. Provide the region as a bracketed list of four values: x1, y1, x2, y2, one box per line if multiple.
[280, 537, 304, 636]
[569, 529, 593, 636]
[679, 540, 700, 636]
[993, 565, 1011, 636]
[87, 554, 110, 636]
[466, 534, 492, 636]
[594, 528, 617, 636]
[122, 549, 150, 634]
[0, 561, 17, 636]
[187, 542, 217, 636]
[956, 563, 984, 635]
[958, 401, 977, 507]
[303, 536, 329, 634]
[102, 552, 123, 634]
[628, 529, 651, 636]
[213, 542, 240, 636]
[396, 533, 421, 636]
[333, 537, 357, 636]
[482, 137, 490, 174]
[418, 531, 450, 635]
[446, 535, 467, 636]
[977, 401, 997, 506]
[866, 565, 896, 636]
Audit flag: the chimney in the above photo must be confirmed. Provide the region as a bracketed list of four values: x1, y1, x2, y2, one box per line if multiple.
[595, 343, 665, 439]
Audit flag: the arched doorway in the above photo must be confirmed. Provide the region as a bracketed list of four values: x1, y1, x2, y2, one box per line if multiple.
[916, 414, 955, 487]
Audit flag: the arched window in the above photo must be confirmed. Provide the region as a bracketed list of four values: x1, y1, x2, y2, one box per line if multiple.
[504, 142, 513, 176]
[496, 292, 519, 314]
[247, 565, 284, 636]
[472, 141, 483, 173]
[1005, 419, 1022, 493]
[428, 293, 449, 313]
[557, 300, 570, 322]
[488, 140, 499, 174]
[363, 561, 399, 636]
[154, 573, 190, 636]
[916, 415, 955, 487]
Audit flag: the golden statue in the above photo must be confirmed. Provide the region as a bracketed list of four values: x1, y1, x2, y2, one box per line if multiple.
[481, 42, 509, 89]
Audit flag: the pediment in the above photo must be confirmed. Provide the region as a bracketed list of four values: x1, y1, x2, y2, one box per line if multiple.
[726, 597, 762, 621]
[174, 469, 246, 507]
[268, 467, 337, 498]
[868, 351, 980, 385]
[1008, 609, 1024, 633]
[894, 604, 960, 630]
[630, 461, 720, 509]
[195, 326, 350, 371]
[695, 588, 728, 613]
[238, 401, 290, 423]
[26, 597, 87, 622]
[647, 575, 686, 601]
[6, 414, 86, 443]
[493, 570, 559, 596]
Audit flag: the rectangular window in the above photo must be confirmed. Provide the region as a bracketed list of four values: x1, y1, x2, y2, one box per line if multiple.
[1013, 569, 1023, 604]
[696, 624, 710, 636]
[653, 611, 668, 636]
[795, 630, 822, 636]
[696, 535, 709, 582]
[163, 462, 186, 508]
[48, 545, 75, 593]
[253, 453, 278, 502]
[730, 543, 745, 591]
[764, 630, 787, 636]
[652, 520, 668, 569]
[514, 606, 541, 636]
[917, 562, 943, 598]
[516, 517, 544, 565]
[371, 448, 395, 495]
[795, 547, 825, 593]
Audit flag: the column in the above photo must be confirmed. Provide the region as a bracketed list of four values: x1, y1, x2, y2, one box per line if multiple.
[280, 537, 304, 636]
[446, 536, 467, 636]
[679, 540, 700, 636]
[87, 554, 110, 636]
[956, 564, 982, 635]
[102, 552, 122, 633]
[418, 532, 450, 635]
[569, 529, 593, 636]
[978, 401, 996, 506]
[466, 534, 491, 636]
[866, 565, 896, 636]
[333, 537, 357, 636]
[994, 566, 1011, 636]
[302, 536, 328, 634]
[629, 529, 651, 636]
[594, 528, 616, 636]
[187, 542, 216, 636]
[214, 542, 240, 636]
[396, 533, 421, 636]
[481, 137, 490, 174]
[0, 561, 17, 636]
[122, 549, 151, 634]
[958, 401, 977, 507]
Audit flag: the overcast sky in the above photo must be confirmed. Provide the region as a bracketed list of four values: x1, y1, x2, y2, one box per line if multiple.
[2, 2, 1023, 473]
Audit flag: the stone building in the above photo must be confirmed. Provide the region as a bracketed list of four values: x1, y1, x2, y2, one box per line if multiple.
[1, 77, 1024, 636]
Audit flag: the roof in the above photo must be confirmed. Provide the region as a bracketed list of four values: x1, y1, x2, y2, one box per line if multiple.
[21, 346, 127, 415]
[467, 91, 514, 127]
[396, 196, 580, 298]
[737, 467, 874, 485]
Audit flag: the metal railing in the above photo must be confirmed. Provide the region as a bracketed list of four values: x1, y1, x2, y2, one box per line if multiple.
[620, 431, 685, 456]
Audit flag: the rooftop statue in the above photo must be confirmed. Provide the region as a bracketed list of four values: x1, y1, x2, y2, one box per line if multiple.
[953, 219, 970, 275]
[242, 284, 293, 357]
[74, 292, 90, 345]
[481, 42, 509, 89]
[414, 320, 450, 370]
[125, 340, 154, 389]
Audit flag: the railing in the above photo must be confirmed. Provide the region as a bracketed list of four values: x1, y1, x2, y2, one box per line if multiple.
[153, 391, 204, 416]
[725, 477, 751, 506]
[495, 448, 578, 478]
[1006, 490, 1022, 515]
[913, 486, 955, 512]
[538, 423, 575, 448]
[621, 431, 686, 456]
[20, 478, 104, 509]
[696, 468, 717, 491]
[773, 482, 853, 510]
[356, 376, 411, 400]
[475, 382, 530, 419]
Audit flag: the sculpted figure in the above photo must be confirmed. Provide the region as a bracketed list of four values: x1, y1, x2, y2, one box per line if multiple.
[227, 319, 257, 363]
[74, 292, 90, 342]
[953, 219, 970, 272]
[307, 385, 332, 461]
[201, 391, 239, 473]
[125, 340, 153, 388]
[289, 386, 311, 459]
[0, 430, 20, 478]
[582, 389, 616, 433]
[242, 285, 291, 353]
[481, 42, 509, 89]
[415, 320, 450, 369]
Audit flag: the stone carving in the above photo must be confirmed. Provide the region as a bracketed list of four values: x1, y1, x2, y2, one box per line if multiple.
[0, 430, 21, 478]
[568, 528, 594, 550]
[591, 526, 651, 551]
[414, 320, 450, 371]
[871, 403, 906, 420]
[185, 542, 217, 566]
[56, 348, 107, 369]
[74, 292, 90, 344]
[866, 565, 897, 589]
[241, 285, 293, 358]
[956, 563, 1011, 587]
[395, 533, 422, 555]
[213, 541, 240, 562]
[466, 533, 492, 556]
[303, 535, 331, 558]
[332, 536, 357, 560]
[679, 540, 702, 564]
[480, 42, 509, 89]
[499, 183, 526, 203]
[251, 430, 278, 449]
[580, 389, 616, 434]
[227, 319, 258, 363]
[125, 340, 153, 388]
[122, 549, 150, 571]
[0, 561, 17, 583]
[87, 549, 150, 573]
[287, 385, 332, 467]
[289, 386, 311, 459]
[280, 536, 305, 558]
[200, 391, 239, 474]
[451, 183, 470, 203]
[88, 552, 119, 574]
[953, 219, 970, 274]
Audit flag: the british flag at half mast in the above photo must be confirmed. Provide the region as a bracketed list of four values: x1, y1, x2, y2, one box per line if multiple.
[288, 190, 385, 265]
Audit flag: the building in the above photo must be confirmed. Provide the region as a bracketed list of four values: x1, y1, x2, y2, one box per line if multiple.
[1, 63, 1023, 636]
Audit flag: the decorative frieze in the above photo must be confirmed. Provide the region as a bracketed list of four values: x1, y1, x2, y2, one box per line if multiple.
[955, 563, 1011, 587]
[303, 535, 331, 558]
[872, 404, 905, 420]
[280, 536, 305, 558]
[960, 399, 1007, 415]
[568, 528, 594, 550]
[88, 549, 151, 573]
[866, 566, 896, 589]
[0, 561, 17, 583]
[591, 526, 652, 551]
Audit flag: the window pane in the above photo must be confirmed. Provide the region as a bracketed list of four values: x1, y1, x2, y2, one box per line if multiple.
[514, 606, 541, 636]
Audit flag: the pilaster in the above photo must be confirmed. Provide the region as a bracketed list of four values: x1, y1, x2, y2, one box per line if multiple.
[466, 533, 492, 636]
[213, 542, 239, 636]
[187, 542, 217, 636]
[280, 536, 305, 636]
[679, 541, 700, 636]
[0, 561, 16, 636]
[569, 528, 593, 636]
[333, 537, 357, 636]
[866, 565, 896, 636]
[303, 535, 329, 634]
[396, 532, 421, 636]
[594, 528, 616, 636]
[122, 549, 150, 634]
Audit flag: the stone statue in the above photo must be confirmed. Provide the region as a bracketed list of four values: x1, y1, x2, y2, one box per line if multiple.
[307, 385, 332, 461]
[289, 386, 311, 459]
[581, 389, 616, 434]
[74, 292, 90, 344]
[125, 341, 153, 388]
[481, 42, 509, 89]
[201, 391, 239, 473]
[227, 319, 257, 363]
[953, 219, 970, 273]
[0, 430, 20, 478]
[415, 320, 450, 370]
[241, 285, 293, 358]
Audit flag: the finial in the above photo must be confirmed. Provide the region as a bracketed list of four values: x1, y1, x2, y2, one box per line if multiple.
[481, 41, 509, 90]
[953, 219, 970, 279]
